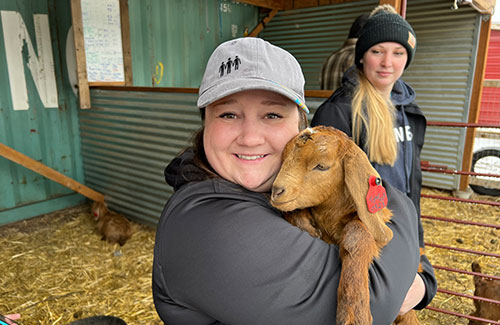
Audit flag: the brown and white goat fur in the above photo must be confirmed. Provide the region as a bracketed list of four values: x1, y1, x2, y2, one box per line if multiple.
[271, 126, 418, 325]
[91, 201, 133, 246]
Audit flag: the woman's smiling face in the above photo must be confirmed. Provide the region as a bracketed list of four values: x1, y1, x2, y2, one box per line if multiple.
[203, 89, 301, 192]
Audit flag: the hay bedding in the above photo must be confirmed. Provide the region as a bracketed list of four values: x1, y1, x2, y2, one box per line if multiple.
[0, 203, 161, 324]
[0, 188, 498, 324]
[418, 188, 499, 325]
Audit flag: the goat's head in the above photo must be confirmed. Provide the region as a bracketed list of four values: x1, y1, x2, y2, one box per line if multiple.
[271, 126, 393, 245]
[91, 200, 108, 220]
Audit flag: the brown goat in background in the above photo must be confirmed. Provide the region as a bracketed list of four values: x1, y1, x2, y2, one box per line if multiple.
[91, 201, 133, 246]
[271, 126, 419, 325]
[469, 262, 500, 325]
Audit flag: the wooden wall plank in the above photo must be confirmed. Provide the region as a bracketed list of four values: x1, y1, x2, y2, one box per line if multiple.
[474, 0, 495, 12]
[283, 0, 360, 10]
[238, 0, 285, 9]
[249, 9, 279, 37]
[459, 17, 492, 190]
[70, 0, 91, 109]
[379, 0, 401, 13]
[120, 0, 133, 86]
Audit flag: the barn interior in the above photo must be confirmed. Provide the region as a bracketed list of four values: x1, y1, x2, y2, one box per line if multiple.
[0, 0, 499, 324]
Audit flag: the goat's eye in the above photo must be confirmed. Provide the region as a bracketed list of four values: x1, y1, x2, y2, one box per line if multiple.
[313, 164, 330, 171]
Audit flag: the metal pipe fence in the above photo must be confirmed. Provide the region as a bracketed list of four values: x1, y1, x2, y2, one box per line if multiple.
[421, 121, 499, 324]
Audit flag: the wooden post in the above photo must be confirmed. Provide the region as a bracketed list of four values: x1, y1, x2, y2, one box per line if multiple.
[119, 0, 133, 86]
[0, 142, 104, 203]
[379, 0, 401, 14]
[248, 9, 279, 37]
[70, 0, 91, 109]
[459, 17, 492, 191]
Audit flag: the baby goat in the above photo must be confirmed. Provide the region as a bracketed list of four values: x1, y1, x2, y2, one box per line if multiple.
[271, 126, 418, 325]
[469, 262, 500, 324]
[91, 201, 133, 246]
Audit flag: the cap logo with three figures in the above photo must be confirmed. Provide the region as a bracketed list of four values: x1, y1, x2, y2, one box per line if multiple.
[219, 56, 241, 77]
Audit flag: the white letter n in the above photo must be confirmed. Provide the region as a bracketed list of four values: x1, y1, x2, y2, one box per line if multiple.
[1, 11, 58, 110]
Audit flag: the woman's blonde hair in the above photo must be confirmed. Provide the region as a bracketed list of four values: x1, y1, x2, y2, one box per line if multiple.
[351, 71, 397, 165]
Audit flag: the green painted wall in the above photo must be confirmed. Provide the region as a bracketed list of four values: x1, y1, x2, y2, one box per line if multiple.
[0, 0, 86, 225]
[0, 0, 258, 225]
[128, 0, 259, 87]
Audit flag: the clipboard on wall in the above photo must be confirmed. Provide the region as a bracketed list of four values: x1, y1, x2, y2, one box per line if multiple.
[81, 0, 125, 86]
[70, 0, 132, 108]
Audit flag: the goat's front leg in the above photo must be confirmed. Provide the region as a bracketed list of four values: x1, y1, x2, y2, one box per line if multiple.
[284, 210, 322, 239]
[337, 220, 380, 325]
[393, 310, 419, 325]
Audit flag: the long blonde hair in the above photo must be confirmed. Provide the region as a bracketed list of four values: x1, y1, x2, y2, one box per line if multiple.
[351, 71, 397, 165]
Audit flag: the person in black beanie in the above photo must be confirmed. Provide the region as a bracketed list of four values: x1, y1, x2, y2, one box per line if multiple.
[312, 4, 437, 319]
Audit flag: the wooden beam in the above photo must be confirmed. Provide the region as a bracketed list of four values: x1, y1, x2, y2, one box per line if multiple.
[0, 142, 104, 203]
[237, 0, 285, 9]
[473, 0, 495, 13]
[379, 0, 401, 14]
[89, 81, 125, 86]
[282, 0, 360, 10]
[119, 0, 133, 86]
[305, 89, 334, 98]
[459, 16, 492, 191]
[248, 9, 279, 37]
[70, 0, 91, 109]
[289, 0, 320, 9]
[90, 85, 199, 93]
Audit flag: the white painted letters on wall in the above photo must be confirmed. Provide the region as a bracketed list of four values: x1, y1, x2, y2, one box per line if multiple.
[1, 11, 58, 110]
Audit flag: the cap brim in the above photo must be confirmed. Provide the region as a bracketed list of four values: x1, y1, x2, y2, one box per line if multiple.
[197, 77, 309, 114]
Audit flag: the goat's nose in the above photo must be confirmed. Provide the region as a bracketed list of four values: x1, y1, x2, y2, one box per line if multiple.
[272, 186, 285, 198]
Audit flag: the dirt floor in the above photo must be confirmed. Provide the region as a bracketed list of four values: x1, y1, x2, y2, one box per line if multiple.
[0, 187, 498, 324]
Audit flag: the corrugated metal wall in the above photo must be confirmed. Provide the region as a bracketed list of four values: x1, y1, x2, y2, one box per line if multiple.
[79, 0, 260, 225]
[80, 89, 200, 225]
[261, 0, 481, 191]
[128, 0, 258, 87]
[79, 0, 483, 225]
[479, 29, 500, 124]
[485, 29, 500, 79]
[404, 1, 479, 190]
[80, 89, 321, 225]
[0, 0, 85, 225]
[260, 0, 378, 90]
[479, 87, 500, 124]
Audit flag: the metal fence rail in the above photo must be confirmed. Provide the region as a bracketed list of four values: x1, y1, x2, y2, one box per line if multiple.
[421, 121, 499, 324]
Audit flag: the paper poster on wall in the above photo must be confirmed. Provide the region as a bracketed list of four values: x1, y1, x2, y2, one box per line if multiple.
[81, 0, 124, 83]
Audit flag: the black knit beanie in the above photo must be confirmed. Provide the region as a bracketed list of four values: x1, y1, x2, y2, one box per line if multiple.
[355, 7, 416, 70]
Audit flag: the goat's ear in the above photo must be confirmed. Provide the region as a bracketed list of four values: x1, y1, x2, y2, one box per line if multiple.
[343, 144, 393, 245]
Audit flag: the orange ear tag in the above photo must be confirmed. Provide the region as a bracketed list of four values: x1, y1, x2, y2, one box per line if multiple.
[366, 176, 387, 213]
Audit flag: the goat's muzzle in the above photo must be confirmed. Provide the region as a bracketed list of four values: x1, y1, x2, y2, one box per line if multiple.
[270, 186, 287, 207]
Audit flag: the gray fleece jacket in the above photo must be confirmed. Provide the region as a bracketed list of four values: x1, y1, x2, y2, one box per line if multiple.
[153, 149, 421, 324]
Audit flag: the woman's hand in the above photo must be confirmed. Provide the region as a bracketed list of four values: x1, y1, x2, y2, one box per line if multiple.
[2, 314, 20, 325]
[399, 273, 425, 315]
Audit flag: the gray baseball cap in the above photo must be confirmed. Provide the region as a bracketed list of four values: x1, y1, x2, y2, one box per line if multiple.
[197, 37, 309, 113]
